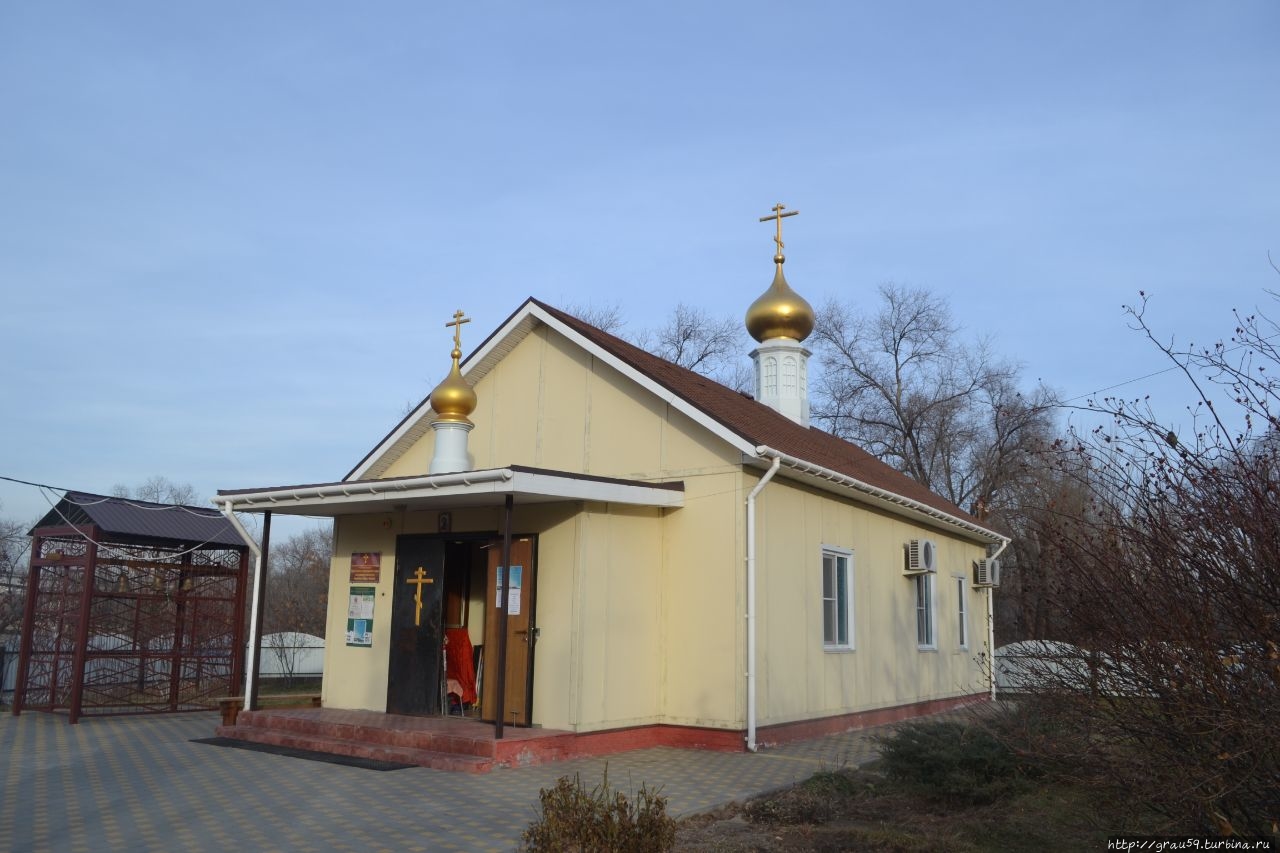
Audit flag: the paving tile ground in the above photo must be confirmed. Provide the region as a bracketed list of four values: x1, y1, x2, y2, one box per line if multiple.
[0, 705, 986, 852]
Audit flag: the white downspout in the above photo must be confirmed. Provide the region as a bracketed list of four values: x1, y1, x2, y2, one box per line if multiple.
[221, 502, 263, 701]
[985, 538, 1011, 701]
[745, 454, 781, 752]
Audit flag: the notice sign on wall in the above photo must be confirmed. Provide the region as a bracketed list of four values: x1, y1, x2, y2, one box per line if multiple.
[495, 566, 523, 615]
[346, 586, 375, 647]
[349, 552, 381, 583]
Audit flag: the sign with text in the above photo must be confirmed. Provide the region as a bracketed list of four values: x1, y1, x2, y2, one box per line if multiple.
[346, 586, 375, 647]
[349, 552, 381, 583]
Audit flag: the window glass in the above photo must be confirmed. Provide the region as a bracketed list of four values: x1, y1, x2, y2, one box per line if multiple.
[915, 574, 935, 648]
[822, 549, 853, 649]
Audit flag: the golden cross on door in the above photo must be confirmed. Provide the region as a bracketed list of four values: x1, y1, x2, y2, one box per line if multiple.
[758, 203, 799, 255]
[406, 566, 435, 626]
[445, 310, 471, 351]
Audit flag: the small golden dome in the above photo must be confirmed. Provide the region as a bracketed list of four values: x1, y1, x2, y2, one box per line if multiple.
[429, 347, 477, 424]
[745, 256, 815, 343]
[430, 309, 478, 424]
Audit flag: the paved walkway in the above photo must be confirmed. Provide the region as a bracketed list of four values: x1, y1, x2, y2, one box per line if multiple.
[0, 707, 973, 852]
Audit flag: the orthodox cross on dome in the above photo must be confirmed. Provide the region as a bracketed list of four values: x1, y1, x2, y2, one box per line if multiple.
[445, 310, 471, 355]
[758, 203, 799, 258]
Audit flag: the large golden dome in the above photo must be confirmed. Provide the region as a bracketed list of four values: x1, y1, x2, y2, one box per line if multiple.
[746, 256, 815, 343]
[429, 353, 476, 424]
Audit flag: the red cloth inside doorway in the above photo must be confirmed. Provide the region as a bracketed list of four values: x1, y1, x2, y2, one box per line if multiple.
[445, 627, 477, 705]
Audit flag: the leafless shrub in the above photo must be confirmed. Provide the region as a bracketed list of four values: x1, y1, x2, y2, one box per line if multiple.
[1023, 293, 1280, 836]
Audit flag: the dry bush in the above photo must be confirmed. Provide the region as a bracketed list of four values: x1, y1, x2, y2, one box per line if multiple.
[521, 769, 676, 853]
[1022, 294, 1280, 836]
[877, 720, 1036, 806]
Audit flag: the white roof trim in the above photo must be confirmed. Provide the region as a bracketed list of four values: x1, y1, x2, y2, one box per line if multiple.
[217, 467, 684, 517]
[752, 446, 1007, 545]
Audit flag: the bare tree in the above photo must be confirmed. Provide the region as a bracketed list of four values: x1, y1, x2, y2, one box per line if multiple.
[0, 507, 32, 702]
[264, 526, 332, 638]
[1016, 293, 1280, 835]
[567, 300, 752, 392]
[989, 449, 1089, 642]
[111, 476, 199, 506]
[263, 631, 316, 688]
[635, 303, 751, 392]
[563, 300, 626, 335]
[0, 509, 31, 633]
[811, 284, 1056, 513]
[258, 526, 331, 687]
[636, 303, 739, 371]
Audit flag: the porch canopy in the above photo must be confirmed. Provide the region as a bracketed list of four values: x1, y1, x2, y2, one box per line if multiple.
[215, 464, 683, 733]
[215, 464, 685, 516]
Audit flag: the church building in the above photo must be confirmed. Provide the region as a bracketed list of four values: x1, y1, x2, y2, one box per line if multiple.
[216, 207, 1007, 757]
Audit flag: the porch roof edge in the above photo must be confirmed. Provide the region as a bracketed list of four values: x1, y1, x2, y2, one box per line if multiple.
[214, 467, 685, 516]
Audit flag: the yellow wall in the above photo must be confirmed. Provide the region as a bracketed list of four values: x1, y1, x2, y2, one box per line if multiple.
[655, 468, 745, 729]
[325, 320, 992, 733]
[563, 504, 665, 731]
[323, 504, 515, 712]
[752, 476, 991, 726]
[323, 499, 671, 732]
[371, 325, 748, 730]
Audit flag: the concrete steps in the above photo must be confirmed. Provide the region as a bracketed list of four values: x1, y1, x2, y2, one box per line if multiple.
[216, 721, 495, 772]
[214, 708, 586, 772]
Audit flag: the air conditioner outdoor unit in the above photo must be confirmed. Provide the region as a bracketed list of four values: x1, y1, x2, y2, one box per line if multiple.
[905, 539, 937, 574]
[975, 557, 1001, 587]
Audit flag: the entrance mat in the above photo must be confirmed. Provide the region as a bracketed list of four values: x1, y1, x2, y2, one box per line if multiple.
[191, 737, 417, 771]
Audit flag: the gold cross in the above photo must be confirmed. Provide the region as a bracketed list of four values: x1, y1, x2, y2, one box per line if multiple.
[445, 310, 471, 351]
[406, 566, 435, 626]
[758, 203, 799, 255]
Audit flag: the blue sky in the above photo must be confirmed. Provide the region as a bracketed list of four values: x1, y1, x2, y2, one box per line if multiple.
[1, 2, 1277, 526]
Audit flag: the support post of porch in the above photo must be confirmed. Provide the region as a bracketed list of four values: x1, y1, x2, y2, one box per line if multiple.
[247, 510, 271, 713]
[495, 494, 513, 740]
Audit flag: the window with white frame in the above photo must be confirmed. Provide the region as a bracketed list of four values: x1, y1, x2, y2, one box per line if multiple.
[956, 576, 968, 648]
[822, 548, 853, 649]
[915, 573, 935, 648]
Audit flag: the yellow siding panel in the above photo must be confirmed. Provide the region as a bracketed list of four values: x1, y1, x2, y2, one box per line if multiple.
[754, 479, 990, 726]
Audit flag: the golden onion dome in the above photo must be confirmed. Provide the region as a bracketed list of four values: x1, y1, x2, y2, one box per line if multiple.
[429, 342, 477, 425]
[745, 255, 815, 343]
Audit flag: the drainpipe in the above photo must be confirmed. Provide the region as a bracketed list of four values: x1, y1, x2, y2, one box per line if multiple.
[745, 453, 782, 752]
[221, 502, 263, 704]
[985, 538, 1010, 702]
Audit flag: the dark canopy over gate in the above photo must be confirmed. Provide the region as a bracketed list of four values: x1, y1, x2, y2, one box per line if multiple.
[12, 491, 250, 723]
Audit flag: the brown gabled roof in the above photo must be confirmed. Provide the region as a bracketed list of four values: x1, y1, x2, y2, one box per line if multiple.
[530, 298, 985, 529]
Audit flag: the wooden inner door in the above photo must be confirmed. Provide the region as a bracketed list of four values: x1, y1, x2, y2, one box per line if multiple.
[481, 537, 535, 726]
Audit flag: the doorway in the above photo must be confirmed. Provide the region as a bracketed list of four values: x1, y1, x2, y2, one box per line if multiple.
[386, 533, 537, 724]
[386, 535, 445, 715]
[481, 537, 536, 727]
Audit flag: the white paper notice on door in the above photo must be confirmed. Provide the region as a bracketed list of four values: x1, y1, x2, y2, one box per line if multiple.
[496, 565, 523, 615]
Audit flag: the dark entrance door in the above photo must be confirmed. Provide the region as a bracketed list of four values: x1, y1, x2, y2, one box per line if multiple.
[387, 535, 445, 715]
